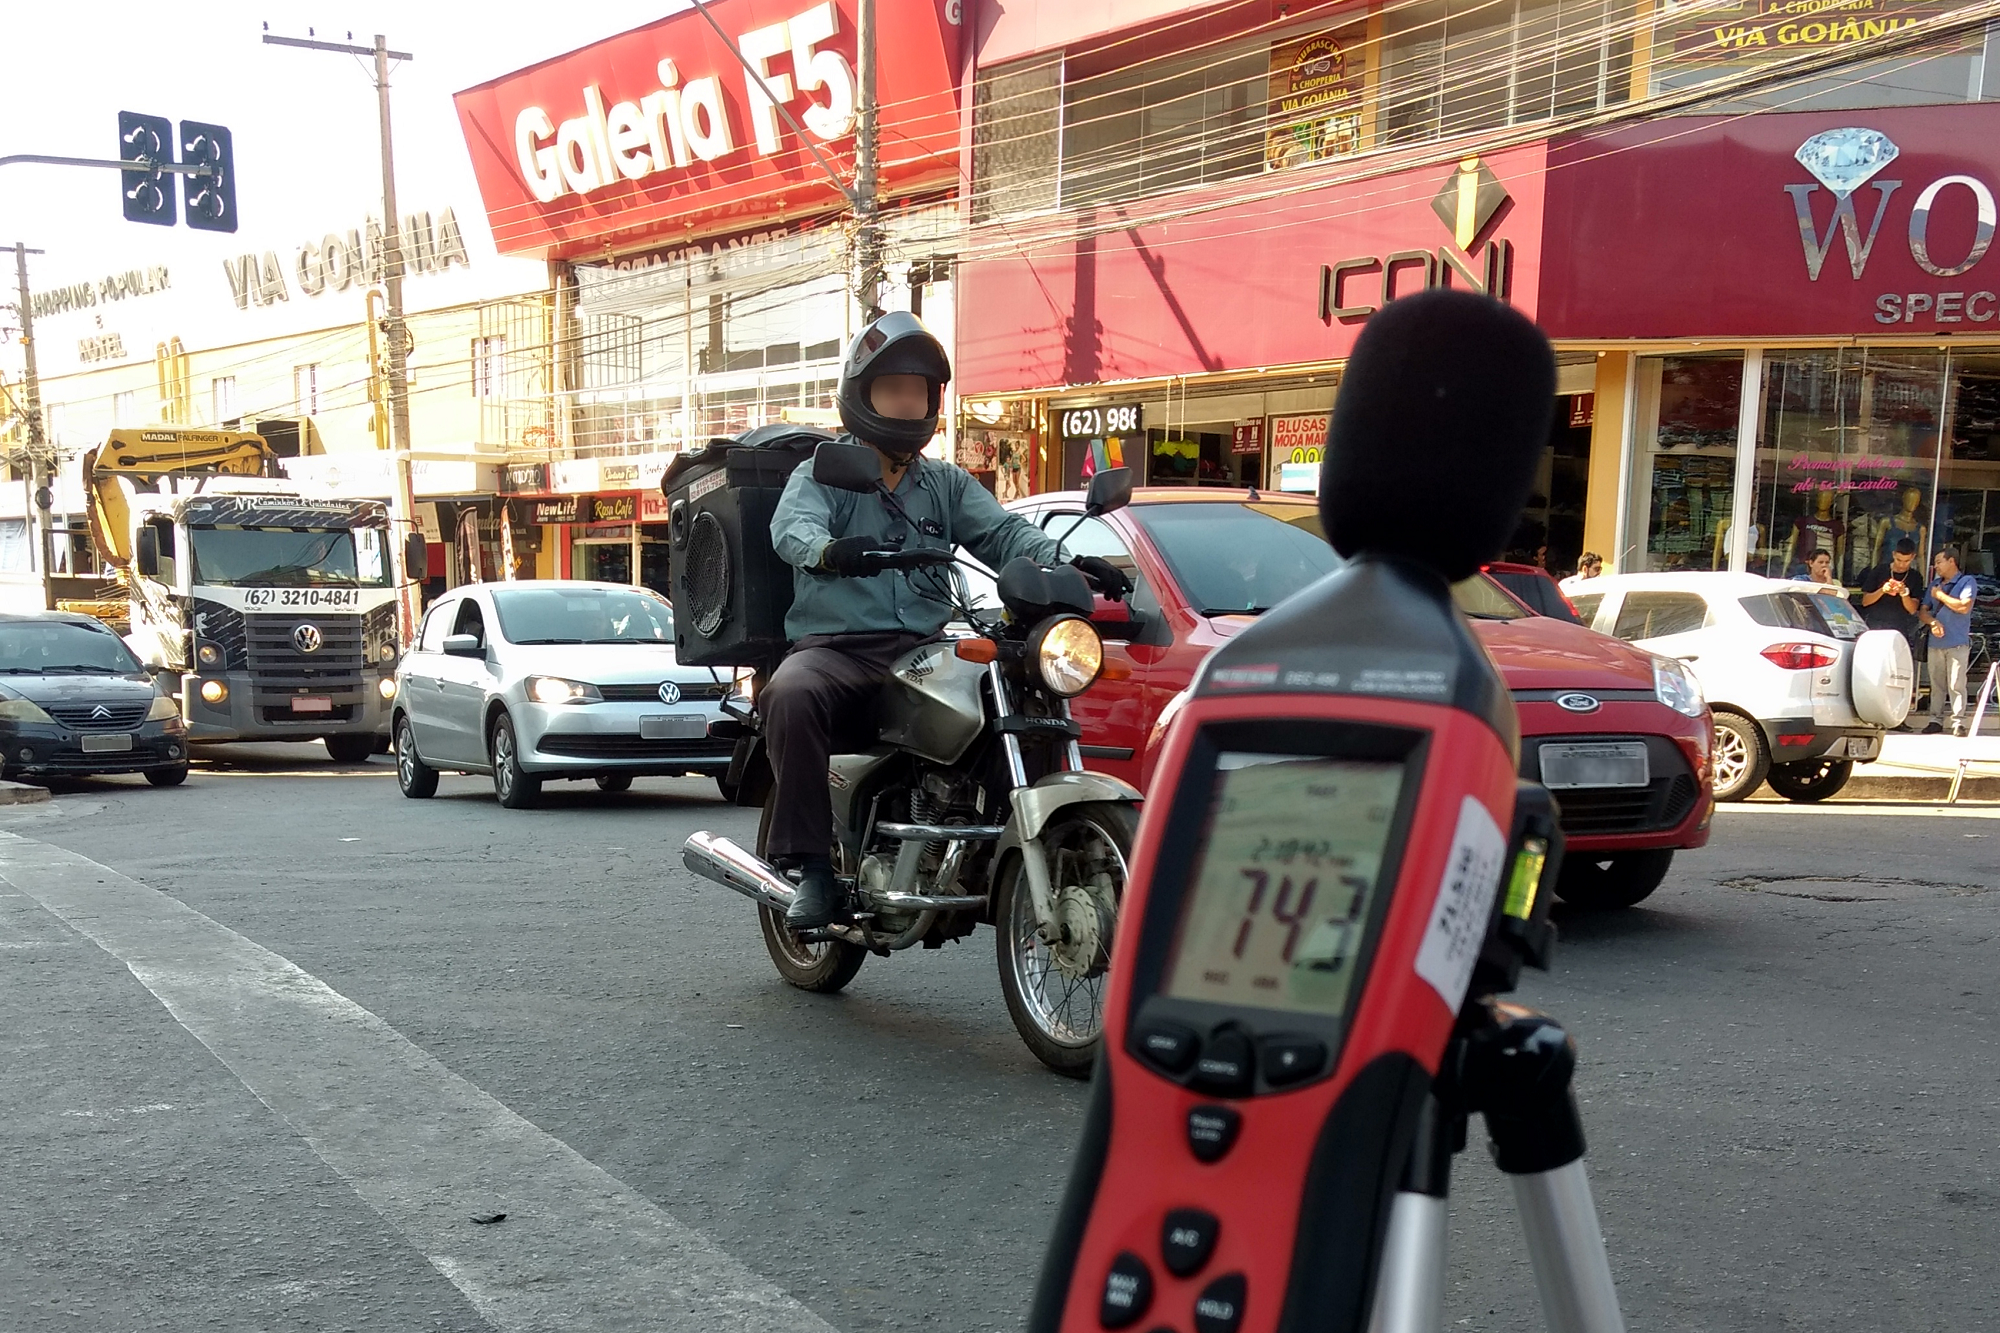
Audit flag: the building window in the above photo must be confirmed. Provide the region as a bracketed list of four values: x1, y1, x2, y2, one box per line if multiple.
[113, 390, 138, 427]
[294, 363, 319, 416]
[43, 403, 65, 447]
[211, 375, 238, 424]
[471, 336, 507, 398]
[1061, 38, 1269, 209]
[1381, 0, 1633, 145]
[580, 317, 640, 389]
[972, 55, 1062, 221]
[1627, 354, 1745, 573]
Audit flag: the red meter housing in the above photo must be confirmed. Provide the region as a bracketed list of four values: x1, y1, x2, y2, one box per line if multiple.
[1030, 554, 1535, 1333]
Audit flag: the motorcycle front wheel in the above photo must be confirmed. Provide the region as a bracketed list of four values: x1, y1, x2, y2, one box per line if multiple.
[995, 801, 1138, 1079]
[755, 792, 867, 993]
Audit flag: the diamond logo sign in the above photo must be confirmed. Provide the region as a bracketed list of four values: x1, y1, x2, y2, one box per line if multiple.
[1795, 127, 1899, 199]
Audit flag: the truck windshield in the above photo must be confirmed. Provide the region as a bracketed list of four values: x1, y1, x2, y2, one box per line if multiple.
[190, 526, 392, 587]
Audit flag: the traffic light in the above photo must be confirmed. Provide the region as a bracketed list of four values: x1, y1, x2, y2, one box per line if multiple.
[117, 111, 176, 227]
[179, 120, 236, 233]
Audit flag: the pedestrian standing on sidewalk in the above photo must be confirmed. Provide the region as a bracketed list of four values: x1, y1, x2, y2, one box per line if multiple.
[1857, 540, 1921, 715]
[1919, 544, 1978, 735]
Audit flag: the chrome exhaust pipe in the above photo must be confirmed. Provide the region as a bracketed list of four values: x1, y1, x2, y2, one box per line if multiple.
[682, 832, 796, 914]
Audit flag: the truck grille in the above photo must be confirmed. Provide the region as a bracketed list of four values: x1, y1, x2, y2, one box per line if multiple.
[46, 701, 151, 731]
[245, 612, 366, 704]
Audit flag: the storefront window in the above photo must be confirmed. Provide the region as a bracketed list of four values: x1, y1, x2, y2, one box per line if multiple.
[1628, 355, 1743, 572]
[1751, 350, 1948, 585]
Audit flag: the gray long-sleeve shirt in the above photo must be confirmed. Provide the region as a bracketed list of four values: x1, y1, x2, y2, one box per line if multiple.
[771, 445, 1061, 639]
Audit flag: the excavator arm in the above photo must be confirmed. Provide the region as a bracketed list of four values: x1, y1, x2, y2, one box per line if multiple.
[84, 427, 275, 569]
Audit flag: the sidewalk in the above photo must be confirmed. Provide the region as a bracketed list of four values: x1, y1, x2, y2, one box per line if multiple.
[1840, 722, 2000, 802]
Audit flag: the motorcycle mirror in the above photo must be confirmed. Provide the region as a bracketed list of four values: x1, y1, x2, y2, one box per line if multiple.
[1083, 466, 1133, 516]
[812, 440, 883, 494]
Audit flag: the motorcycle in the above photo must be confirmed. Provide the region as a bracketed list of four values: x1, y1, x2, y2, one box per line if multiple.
[681, 447, 1142, 1077]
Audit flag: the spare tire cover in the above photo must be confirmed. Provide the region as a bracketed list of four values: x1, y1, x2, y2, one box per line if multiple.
[1851, 629, 1914, 728]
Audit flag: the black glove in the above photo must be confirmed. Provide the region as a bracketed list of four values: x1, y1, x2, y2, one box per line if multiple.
[819, 535, 885, 578]
[1072, 554, 1131, 602]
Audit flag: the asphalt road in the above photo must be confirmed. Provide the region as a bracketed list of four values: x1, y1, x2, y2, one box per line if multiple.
[1, 745, 1995, 1332]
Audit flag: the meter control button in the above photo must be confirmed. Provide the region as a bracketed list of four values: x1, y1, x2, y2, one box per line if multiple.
[1134, 1021, 1201, 1075]
[1193, 1273, 1248, 1333]
[1185, 1105, 1241, 1163]
[1258, 1034, 1328, 1088]
[1100, 1251, 1154, 1328]
[1160, 1208, 1220, 1277]
[1191, 1029, 1254, 1096]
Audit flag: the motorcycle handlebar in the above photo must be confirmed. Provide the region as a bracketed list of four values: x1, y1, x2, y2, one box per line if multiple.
[864, 549, 956, 571]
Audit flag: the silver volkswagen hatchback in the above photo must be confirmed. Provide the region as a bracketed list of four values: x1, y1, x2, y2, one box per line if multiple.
[392, 580, 742, 807]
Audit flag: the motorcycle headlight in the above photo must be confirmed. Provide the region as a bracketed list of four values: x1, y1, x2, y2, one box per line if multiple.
[196, 642, 222, 668]
[1653, 655, 1707, 719]
[732, 667, 757, 703]
[527, 674, 601, 705]
[1032, 616, 1103, 698]
[0, 697, 54, 724]
[145, 695, 181, 721]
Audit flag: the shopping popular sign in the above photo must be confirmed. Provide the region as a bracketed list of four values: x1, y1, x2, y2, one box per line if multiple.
[454, 0, 963, 258]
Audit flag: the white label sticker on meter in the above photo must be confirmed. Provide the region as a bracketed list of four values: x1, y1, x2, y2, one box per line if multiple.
[1413, 795, 1506, 1011]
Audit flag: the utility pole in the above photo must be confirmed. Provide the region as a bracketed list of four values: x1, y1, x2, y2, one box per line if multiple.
[853, 0, 883, 321]
[263, 30, 421, 640]
[11, 243, 54, 610]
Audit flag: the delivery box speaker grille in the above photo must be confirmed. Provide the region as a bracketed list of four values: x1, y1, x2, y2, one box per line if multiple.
[662, 423, 831, 668]
[683, 512, 730, 639]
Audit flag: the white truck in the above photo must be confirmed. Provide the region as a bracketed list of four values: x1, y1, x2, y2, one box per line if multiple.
[85, 427, 427, 761]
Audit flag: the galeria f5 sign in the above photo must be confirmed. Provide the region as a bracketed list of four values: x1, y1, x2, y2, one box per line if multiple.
[514, 0, 855, 205]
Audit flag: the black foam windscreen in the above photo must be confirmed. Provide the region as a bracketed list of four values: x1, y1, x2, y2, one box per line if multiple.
[1319, 290, 1557, 583]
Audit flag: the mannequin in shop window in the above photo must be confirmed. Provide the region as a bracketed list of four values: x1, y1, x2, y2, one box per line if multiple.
[1710, 517, 1762, 572]
[1874, 485, 1928, 569]
[1782, 489, 1845, 579]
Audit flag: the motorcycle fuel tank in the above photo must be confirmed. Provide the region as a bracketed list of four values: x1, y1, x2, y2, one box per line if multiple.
[877, 642, 985, 766]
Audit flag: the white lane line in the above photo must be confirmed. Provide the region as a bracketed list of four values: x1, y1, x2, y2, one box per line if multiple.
[0, 832, 835, 1333]
[1722, 802, 2000, 820]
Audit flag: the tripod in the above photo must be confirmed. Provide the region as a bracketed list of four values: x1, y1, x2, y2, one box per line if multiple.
[1367, 998, 1627, 1333]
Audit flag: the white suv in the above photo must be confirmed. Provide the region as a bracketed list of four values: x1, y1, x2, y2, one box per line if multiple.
[1568, 573, 1913, 802]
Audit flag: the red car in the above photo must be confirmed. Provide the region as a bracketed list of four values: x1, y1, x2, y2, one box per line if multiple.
[980, 489, 1713, 910]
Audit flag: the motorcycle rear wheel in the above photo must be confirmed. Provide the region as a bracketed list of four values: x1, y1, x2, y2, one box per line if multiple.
[755, 792, 867, 993]
[995, 801, 1138, 1079]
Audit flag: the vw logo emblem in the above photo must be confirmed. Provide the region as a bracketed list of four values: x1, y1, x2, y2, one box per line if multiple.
[90, 704, 112, 720]
[1555, 692, 1601, 714]
[293, 623, 323, 654]
[657, 680, 682, 705]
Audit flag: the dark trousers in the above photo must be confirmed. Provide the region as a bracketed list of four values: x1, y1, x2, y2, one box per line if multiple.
[762, 631, 928, 861]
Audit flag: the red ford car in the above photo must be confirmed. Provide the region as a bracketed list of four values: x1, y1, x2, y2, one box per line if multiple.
[972, 489, 1713, 910]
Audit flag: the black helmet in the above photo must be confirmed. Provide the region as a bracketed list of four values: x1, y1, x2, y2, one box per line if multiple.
[836, 311, 950, 458]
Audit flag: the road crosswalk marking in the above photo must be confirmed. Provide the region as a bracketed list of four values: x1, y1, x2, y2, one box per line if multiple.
[0, 831, 836, 1333]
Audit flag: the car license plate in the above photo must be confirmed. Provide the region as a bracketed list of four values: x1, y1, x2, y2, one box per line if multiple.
[1835, 734, 1881, 760]
[640, 714, 708, 740]
[81, 733, 134, 753]
[1539, 741, 1650, 789]
[290, 697, 333, 713]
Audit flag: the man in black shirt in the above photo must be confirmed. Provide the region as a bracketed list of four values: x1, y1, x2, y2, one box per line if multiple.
[1856, 539, 1922, 687]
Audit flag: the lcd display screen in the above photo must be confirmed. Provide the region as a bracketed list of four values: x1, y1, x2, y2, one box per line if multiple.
[1162, 753, 1403, 1016]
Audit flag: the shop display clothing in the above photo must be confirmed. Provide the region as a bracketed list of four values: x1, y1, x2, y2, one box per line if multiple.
[1790, 512, 1844, 569]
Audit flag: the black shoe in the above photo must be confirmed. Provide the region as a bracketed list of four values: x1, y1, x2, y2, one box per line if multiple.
[1923, 721, 1945, 735]
[784, 856, 842, 930]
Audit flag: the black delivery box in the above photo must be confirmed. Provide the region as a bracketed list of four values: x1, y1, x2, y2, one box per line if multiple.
[661, 423, 833, 668]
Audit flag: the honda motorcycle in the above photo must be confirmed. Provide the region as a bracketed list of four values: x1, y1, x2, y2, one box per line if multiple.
[681, 453, 1142, 1077]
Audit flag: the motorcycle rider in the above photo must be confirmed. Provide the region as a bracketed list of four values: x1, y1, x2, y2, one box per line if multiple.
[764, 311, 1131, 929]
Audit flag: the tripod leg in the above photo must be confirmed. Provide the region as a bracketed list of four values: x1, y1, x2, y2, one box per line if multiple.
[1510, 1161, 1625, 1333]
[1367, 1094, 1454, 1333]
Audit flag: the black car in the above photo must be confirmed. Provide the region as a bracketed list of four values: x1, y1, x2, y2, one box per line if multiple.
[0, 612, 189, 785]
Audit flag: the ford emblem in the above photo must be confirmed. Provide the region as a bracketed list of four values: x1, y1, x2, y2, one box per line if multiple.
[1555, 692, 1601, 714]
[657, 680, 682, 705]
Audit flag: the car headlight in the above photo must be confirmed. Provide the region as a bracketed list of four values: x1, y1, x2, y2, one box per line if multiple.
[146, 695, 181, 721]
[1032, 616, 1104, 697]
[0, 697, 54, 724]
[527, 674, 601, 704]
[1653, 655, 1706, 718]
[377, 677, 398, 700]
[196, 642, 222, 667]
